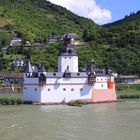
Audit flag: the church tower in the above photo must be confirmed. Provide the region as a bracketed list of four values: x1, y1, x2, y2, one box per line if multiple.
[58, 33, 78, 73]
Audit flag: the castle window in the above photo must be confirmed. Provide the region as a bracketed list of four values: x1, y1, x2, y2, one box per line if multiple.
[101, 84, 103, 87]
[63, 88, 66, 91]
[77, 73, 80, 76]
[68, 49, 72, 54]
[48, 88, 50, 91]
[71, 88, 74, 91]
[35, 88, 37, 91]
[69, 57, 71, 59]
[65, 57, 66, 59]
[53, 73, 56, 76]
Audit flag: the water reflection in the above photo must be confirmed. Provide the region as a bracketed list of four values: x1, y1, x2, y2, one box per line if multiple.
[87, 103, 117, 112]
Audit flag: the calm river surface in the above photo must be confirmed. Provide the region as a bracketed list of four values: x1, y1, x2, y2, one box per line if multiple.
[0, 101, 140, 140]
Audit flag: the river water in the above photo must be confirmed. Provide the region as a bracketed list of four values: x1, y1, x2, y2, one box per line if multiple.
[0, 101, 140, 140]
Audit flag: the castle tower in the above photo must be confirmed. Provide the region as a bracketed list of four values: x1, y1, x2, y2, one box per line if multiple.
[38, 64, 47, 76]
[58, 34, 78, 73]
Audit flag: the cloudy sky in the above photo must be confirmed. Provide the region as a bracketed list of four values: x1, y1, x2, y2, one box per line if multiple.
[47, 0, 140, 25]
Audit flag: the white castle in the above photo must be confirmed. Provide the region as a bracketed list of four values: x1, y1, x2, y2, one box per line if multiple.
[23, 34, 117, 104]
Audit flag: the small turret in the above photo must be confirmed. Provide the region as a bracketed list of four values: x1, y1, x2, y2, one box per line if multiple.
[87, 60, 96, 85]
[24, 61, 33, 77]
[38, 64, 46, 85]
[91, 59, 96, 74]
[39, 64, 46, 73]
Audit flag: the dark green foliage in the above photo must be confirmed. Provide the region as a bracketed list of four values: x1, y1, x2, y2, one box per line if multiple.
[0, 96, 23, 105]
[10, 97, 17, 105]
[118, 94, 140, 99]
[16, 98, 23, 104]
[0, 0, 140, 75]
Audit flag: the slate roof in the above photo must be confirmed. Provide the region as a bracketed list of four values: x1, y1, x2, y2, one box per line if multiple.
[38, 64, 46, 72]
[24, 61, 33, 73]
[58, 44, 78, 56]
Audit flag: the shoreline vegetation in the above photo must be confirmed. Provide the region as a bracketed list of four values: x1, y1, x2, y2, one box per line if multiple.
[0, 94, 23, 105]
[0, 84, 140, 106]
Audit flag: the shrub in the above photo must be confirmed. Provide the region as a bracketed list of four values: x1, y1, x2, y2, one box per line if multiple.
[16, 98, 23, 104]
[10, 98, 17, 105]
[0, 96, 23, 105]
[3, 98, 10, 105]
[0, 97, 10, 105]
[118, 94, 140, 99]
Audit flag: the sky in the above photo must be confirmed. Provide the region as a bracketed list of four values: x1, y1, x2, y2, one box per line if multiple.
[47, 0, 140, 25]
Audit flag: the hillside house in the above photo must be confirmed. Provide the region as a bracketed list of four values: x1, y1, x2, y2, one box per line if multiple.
[11, 58, 24, 67]
[116, 75, 140, 84]
[10, 37, 23, 46]
[47, 36, 63, 43]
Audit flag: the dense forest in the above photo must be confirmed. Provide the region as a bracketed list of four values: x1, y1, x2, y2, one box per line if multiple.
[0, 0, 140, 75]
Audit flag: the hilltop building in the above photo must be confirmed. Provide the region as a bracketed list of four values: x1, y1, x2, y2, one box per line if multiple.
[23, 34, 116, 103]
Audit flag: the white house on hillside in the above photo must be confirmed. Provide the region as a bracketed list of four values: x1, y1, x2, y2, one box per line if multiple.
[10, 38, 23, 46]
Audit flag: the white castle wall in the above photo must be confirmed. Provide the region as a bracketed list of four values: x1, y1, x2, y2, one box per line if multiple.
[23, 77, 41, 102]
[41, 77, 92, 103]
[58, 56, 78, 72]
[24, 76, 39, 84]
[23, 73, 113, 103]
[23, 86, 41, 102]
[23, 77, 94, 103]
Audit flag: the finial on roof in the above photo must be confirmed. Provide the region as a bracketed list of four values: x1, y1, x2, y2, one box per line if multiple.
[91, 59, 96, 72]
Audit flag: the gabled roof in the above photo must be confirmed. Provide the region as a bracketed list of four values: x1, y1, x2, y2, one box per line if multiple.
[24, 61, 33, 73]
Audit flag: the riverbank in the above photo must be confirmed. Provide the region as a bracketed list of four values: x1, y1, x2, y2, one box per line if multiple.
[116, 84, 140, 99]
[116, 84, 140, 93]
[0, 84, 140, 105]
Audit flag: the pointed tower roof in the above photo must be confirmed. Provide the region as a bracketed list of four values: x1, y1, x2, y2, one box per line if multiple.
[59, 45, 78, 56]
[24, 61, 33, 73]
[39, 64, 46, 72]
[58, 33, 78, 56]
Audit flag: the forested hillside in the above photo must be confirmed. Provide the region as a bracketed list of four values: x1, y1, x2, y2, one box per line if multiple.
[101, 11, 140, 74]
[0, 0, 139, 75]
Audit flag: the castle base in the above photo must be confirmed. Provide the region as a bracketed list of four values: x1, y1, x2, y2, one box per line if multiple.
[91, 88, 117, 103]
